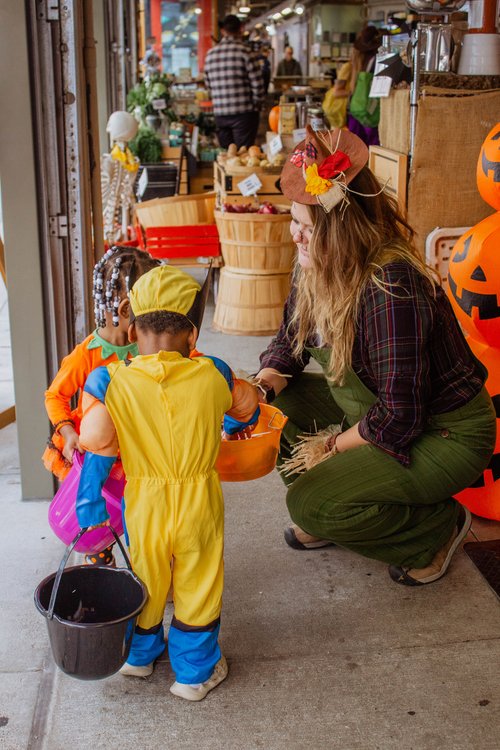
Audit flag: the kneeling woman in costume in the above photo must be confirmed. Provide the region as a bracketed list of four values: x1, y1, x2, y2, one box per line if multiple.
[255, 126, 496, 585]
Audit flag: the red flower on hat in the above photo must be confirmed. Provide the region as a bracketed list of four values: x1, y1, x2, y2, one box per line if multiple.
[317, 151, 351, 179]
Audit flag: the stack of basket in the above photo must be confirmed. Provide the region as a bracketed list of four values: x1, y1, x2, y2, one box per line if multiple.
[212, 209, 295, 335]
[134, 192, 216, 229]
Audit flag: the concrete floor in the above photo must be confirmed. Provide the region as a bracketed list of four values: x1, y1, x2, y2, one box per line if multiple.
[1, 283, 500, 750]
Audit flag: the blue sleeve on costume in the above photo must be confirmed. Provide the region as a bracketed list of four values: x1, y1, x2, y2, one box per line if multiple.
[223, 406, 260, 435]
[83, 366, 111, 404]
[203, 355, 233, 390]
[203, 354, 260, 434]
[76, 453, 116, 527]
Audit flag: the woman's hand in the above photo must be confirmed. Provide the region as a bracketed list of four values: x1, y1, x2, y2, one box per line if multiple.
[60, 425, 83, 462]
[254, 368, 290, 402]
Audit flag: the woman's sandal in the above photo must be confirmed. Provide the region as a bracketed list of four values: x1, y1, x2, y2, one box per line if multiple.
[284, 523, 335, 551]
[388, 505, 471, 586]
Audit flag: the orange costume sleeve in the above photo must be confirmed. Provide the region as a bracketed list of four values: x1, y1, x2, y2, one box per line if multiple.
[226, 378, 260, 425]
[44, 335, 95, 432]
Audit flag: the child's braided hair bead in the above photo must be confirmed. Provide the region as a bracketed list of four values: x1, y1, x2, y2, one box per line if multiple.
[92, 246, 160, 328]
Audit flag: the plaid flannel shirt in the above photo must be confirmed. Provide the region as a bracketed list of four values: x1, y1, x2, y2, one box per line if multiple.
[204, 37, 265, 116]
[259, 261, 486, 466]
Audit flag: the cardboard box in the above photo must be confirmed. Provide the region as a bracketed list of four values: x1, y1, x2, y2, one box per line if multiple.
[278, 104, 296, 135]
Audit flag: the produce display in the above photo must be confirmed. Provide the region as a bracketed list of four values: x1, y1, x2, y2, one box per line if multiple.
[222, 202, 290, 214]
[217, 143, 286, 170]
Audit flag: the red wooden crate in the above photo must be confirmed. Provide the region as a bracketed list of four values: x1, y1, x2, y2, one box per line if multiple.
[143, 224, 221, 260]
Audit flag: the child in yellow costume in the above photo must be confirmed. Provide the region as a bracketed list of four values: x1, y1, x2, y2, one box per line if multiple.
[75, 265, 259, 701]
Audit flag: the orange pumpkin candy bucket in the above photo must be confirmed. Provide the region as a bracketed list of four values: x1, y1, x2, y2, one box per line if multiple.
[216, 403, 288, 482]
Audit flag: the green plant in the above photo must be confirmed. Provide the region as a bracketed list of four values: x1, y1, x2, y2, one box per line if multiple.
[128, 127, 163, 164]
[127, 74, 175, 122]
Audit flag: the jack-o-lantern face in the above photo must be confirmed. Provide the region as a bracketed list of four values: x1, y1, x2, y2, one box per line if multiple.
[476, 124, 500, 211]
[447, 213, 500, 345]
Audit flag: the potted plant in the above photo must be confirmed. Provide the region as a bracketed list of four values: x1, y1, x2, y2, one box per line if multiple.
[127, 73, 176, 129]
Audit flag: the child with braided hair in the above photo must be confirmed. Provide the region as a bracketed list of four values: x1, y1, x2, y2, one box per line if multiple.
[43, 245, 160, 565]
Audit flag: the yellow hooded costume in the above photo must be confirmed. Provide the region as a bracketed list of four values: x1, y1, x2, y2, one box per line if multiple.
[76, 266, 259, 683]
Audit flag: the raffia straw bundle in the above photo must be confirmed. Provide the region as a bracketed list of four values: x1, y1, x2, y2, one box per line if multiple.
[280, 424, 342, 477]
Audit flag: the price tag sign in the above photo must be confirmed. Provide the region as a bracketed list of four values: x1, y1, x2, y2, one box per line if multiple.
[369, 76, 392, 98]
[190, 125, 199, 157]
[268, 135, 283, 156]
[237, 173, 263, 196]
[293, 128, 307, 144]
[152, 98, 166, 110]
[137, 168, 148, 198]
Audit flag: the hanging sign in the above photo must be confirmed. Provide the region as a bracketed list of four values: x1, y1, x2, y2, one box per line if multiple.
[237, 173, 263, 196]
[152, 98, 167, 110]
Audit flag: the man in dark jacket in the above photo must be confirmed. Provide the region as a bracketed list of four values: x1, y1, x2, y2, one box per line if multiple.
[204, 15, 264, 149]
[276, 46, 303, 78]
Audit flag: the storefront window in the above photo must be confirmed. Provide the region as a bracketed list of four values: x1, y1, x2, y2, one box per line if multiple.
[161, 1, 199, 77]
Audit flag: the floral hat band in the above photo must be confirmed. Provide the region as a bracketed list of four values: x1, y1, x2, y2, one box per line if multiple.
[280, 126, 369, 213]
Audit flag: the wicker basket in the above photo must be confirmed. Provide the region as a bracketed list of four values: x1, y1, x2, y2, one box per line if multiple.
[134, 192, 216, 228]
[214, 209, 295, 274]
[212, 268, 290, 336]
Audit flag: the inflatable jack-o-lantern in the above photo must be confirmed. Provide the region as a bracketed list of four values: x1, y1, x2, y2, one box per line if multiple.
[476, 123, 500, 211]
[447, 125, 500, 520]
[447, 212, 500, 345]
[455, 340, 500, 520]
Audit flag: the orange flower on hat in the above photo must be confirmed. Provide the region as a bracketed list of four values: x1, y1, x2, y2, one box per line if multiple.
[305, 163, 332, 196]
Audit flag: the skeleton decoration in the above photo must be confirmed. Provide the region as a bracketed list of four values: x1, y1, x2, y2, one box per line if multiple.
[101, 111, 139, 244]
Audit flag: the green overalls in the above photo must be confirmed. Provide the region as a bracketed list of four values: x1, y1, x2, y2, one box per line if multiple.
[275, 347, 496, 569]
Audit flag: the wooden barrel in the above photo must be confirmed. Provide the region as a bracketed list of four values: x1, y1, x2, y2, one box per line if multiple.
[214, 209, 295, 274]
[213, 268, 290, 336]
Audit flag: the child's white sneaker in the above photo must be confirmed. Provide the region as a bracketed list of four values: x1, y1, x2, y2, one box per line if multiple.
[119, 661, 154, 678]
[169, 656, 228, 701]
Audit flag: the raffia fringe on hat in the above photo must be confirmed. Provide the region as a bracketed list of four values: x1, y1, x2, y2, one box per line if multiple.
[280, 424, 342, 477]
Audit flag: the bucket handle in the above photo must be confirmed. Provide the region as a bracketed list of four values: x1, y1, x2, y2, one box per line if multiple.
[47, 526, 131, 621]
[268, 411, 288, 430]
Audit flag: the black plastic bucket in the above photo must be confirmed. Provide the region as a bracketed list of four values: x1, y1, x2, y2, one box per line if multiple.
[34, 528, 148, 680]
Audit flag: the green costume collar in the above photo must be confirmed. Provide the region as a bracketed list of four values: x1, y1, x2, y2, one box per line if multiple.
[88, 329, 138, 361]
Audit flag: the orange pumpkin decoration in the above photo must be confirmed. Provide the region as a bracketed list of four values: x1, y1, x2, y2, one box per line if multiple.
[476, 123, 500, 211]
[455, 340, 500, 520]
[447, 212, 500, 346]
[268, 105, 280, 133]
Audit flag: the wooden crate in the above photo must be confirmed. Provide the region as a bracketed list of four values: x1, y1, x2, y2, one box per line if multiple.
[190, 163, 214, 194]
[213, 162, 287, 206]
[368, 146, 408, 210]
[161, 144, 188, 195]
